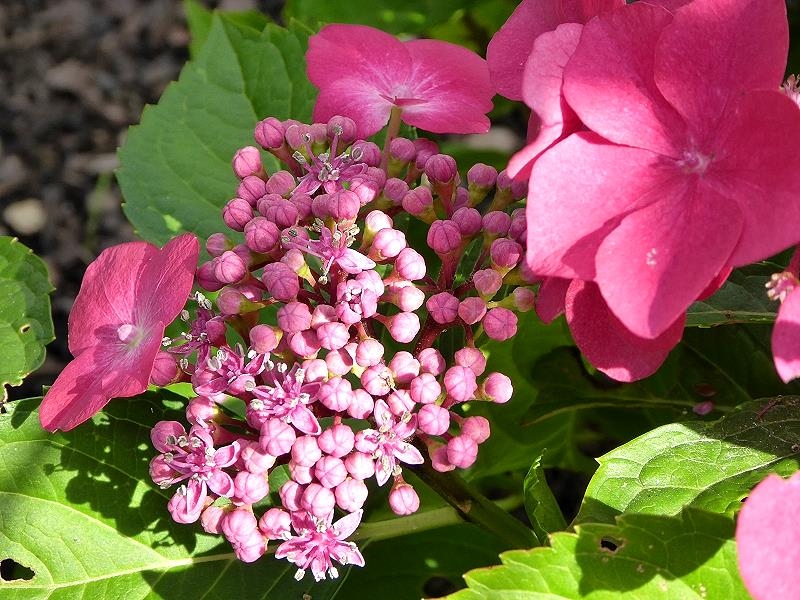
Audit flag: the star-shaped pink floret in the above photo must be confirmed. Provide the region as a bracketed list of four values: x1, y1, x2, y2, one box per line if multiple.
[283, 221, 376, 284]
[307, 24, 494, 139]
[39, 234, 199, 431]
[525, 0, 800, 340]
[248, 363, 322, 435]
[355, 400, 423, 486]
[275, 509, 365, 581]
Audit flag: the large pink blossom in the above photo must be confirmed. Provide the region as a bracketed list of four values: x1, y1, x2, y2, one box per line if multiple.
[306, 24, 494, 139]
[524, 0, 800, 340]
[736, 472, 800, 600]
[39, 234, 199, 431]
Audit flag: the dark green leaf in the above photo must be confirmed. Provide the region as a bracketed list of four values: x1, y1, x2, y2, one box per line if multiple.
[0, 238, 54, 402]
[523, 452, 567, 545]
[686, 269, 777, 327]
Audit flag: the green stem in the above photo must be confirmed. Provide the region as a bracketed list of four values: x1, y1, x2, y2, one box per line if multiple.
[354, 506, 462, 543]
[409, 455, 538, 550]
[380, 106, 404, 172]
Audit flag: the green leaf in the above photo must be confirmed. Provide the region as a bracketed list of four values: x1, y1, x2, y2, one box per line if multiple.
[283, 0, 479, 35]
[340, 524, 506, 599]
[0, 397, 347, 599]
[117, 16, 316, 246]
[449, 509, 747, 599]
[574, 397, 800, 526]
[686, 269, 776, 327]
[523, 452, 567, 545]
[184, 0, 213, 57]
[0, 238, 54, 401]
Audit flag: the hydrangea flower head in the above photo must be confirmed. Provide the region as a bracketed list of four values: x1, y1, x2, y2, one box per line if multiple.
[39, 233, 199, 431]
[307, 24, 494, 138]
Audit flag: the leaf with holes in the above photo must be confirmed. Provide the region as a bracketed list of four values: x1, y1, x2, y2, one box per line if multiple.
[574, 397, 800, 526]
[448, 509, 746, 599]
[0, 237, 54, 402]
[0, 397, 348, 599]
[117, 16, 316, 246]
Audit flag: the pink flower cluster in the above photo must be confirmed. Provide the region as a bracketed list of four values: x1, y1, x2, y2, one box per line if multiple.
[149, 111, 529, 579]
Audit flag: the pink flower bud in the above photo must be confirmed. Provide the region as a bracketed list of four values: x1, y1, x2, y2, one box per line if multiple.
[378, 311, 421, 343]
[233, 530, 267, 563]
[222, 508, 259, 549]
[327, 115, 358, 143]
[483, 307, 518, 341]
[259, 507, 291, 539]
[315, 456, 348, 488]
[309, 304, 335, 328]
[260, 418, 296, 456]
[473, 268, 503, 299]
[150, 350, 181, 386]
[277, 301, 313, 334]
[335, 477, 369, 511]
[240, 440, 277, 474]
[318, 424, 356, 458]
[286, 329, 321, 357]
[260, 197, 299, 229]
[389, 481, 420, 516]
[483, 211, 511, 237]
[383, 282, 425, 312]
[265, 170, 296, 196]
[309, 122, 328, 144]
[206, 232, 230, 257]
[388, 351, 420, 384]
[356, 269, 385, 297]
[490, 238, 523, 271]
[255, 117, 285, 149]
[383, 177, 409, 205]
[458, 296, 487, 326]
[482, 372, 513, 403]
[325, 347, 354, 376]
[261, 262, 300, 302]
[389, 137, 416, 162]
[291, 435, 322, 467]
[213, 250, 248, 284]
[467, 163, 498, 189]
[279, 480, 304, 511]
[444, 365, 478, 403]
[328, 190, 361, 221]
[512, 287, 536, 312]
[232, 146, 263, 179]
[186, 396, 219, 424]
[223, 198, 254, 231]
[361, 364, 393, 397]
[424, 153, 457, 183]
[348, 174, 380, 205]
[452, 207, 482, 237]
[291, 192, 313, 220]
[215, 286, 259, 315]
[237, 176, 268, 206]
[454, 347, 487, 376]
[431, 445, 455, 472]
[234, 471, 270, 504]
[413, 138, 440, 169]
[151, 420, 184, 453]
[393, 247, 427, 281]
[427, 292, 460, 324]
[316, 321, 350, 351]
[200, 505, 225, 534]
[417, 404, 450, 435]
[352, 140, 382, 166]
[302, 483, 336, 518]
[348, 388, 375, 419]
[244, 216, 280, 253]
[318, 377, 354, 411]
[409, 373, 441, 405]
[355, 338, 384, 368]
[461, 415, 491, 443]
[386, 389, 415, 415]
[497, 169, 527, 199]
[289, 461, 313, 484]
[364, 209, 393, 236]
[447, 435, 479, 468]
[249, 324, 279, 354]
[402, 186, 435, 220]
[344, 451, 376, 480]
[369, 228, 407, 260]
[418, 348, 446, 376]
[427, 220, 462, 255]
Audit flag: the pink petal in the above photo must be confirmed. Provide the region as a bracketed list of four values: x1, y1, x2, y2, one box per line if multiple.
[535, 277, 569, 323]
[339, 249, 377, 274]
[333, 509, 363, 539]
[526, 133, 677, 281]
[207, 470, 235, 498]
[565, 280, 683, 382]
[772, 290, 800, 383]
[654, 0, 788, 145]
[373, 400, 391, 428]
[708, 91, 800, 267]
[400, 39, 493, 135]
[39, 334, 161, 432]
[563, 2, 685, 157]
[736, 472, 800, 600]
[141, 233, 201, 326]
[313, 80, 395, 140]
[393, 442, 424, 466]
[595, 183, 742, 339]
[290, 404, 322, 436]
[486, 0, 623, 100]
[508, 23, 583, 180]
[213, 441, 240, 468]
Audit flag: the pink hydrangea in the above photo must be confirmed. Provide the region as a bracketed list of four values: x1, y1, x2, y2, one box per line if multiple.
[39, 234, 199, 431]
[307, 24, 494, 138]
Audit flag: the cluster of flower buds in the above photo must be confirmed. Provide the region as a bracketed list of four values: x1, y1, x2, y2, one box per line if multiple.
[149, 114, 531, 581]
